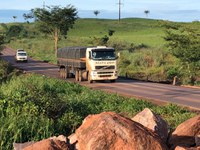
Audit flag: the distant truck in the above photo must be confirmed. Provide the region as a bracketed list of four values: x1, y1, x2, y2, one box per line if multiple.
[15, 49, 28, 62]
[57, 46, 118, 83]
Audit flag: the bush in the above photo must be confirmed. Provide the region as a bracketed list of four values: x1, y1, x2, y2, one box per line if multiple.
[0, 59, 20, 83]
[5, 25, 28, 42]
[0, 73, 196, 149]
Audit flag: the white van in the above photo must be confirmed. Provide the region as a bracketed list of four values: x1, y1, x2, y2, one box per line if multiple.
[15, 50, 28, 62]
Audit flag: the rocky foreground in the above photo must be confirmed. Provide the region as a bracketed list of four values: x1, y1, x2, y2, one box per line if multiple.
[14, 108, 200, 150]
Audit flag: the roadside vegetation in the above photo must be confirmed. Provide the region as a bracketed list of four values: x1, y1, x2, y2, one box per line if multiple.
[1, 18, 199, 86]
[0, 6, 199, 149]
[0, 71, 197, 149]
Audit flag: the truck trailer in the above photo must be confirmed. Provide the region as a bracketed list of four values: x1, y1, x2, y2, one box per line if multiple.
[57, 46, 118, 83]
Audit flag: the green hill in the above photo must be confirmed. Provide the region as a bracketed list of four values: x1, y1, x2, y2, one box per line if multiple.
[3, 18, 200, 85]
[68, 18, 165, 47]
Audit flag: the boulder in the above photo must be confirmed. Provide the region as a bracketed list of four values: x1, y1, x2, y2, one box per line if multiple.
[168, 115, 200, 149]
[132, 108, 169, 142]
[23, 139, 70, 150]
[175, 146, 200, 150]
[13, 141, 35, 150]
[76, 112, 168, 150]
[195, 135, 200, 146]
[50, 135, 67, 143]
[68, 133, 79, 150]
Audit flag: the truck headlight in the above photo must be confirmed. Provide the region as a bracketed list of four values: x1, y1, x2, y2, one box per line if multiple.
[92, 71, 97, 76]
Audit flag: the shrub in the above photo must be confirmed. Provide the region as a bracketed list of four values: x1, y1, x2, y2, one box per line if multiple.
[0, 74, 196, 149]
[5, 25, 28, 42]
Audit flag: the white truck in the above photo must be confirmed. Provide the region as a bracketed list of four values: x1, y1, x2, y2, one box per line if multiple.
[57, 46, 118, 83]
[15, 49, 28, 62]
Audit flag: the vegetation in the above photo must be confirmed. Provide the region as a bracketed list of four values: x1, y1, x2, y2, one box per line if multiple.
[94, 10, 100, 17]
[0, 13, 199, 149]
[0, 72, 196, 149]
[2, 18, 200, 85]
[164, 22, 200, 85]
[144, 10, 150, 18]
[28, 5, 78, 54]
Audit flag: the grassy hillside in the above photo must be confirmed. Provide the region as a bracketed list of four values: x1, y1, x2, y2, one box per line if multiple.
[4, 18, 165, 62]
[2, 18, 200, 85]
[67, 18, 165, 47]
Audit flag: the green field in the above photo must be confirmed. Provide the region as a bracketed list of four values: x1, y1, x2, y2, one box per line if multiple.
[4, 18, 165, 63]
[67, 18, 165, 47]
[2, 18, 200, 85]
[0, 62, 197, 149]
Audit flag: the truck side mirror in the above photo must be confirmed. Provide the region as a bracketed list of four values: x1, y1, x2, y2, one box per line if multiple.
[89, 52, 91, 59]
[117, 52, 120, 58]
[116, 52, 120, 59]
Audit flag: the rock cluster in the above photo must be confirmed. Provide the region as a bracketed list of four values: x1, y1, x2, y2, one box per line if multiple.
[13, 108, 200, 150]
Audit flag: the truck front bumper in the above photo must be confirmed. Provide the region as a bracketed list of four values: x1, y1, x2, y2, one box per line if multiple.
[90, 70, 118, 81]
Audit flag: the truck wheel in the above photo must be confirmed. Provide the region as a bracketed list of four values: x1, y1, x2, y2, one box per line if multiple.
[63, 68, 67, 79]
[59, 68, 63, 78]
[87, 72, 93, 83]
[79, 70, 82, 82]
[65, 67, 69, 78]
[75, 70, 79, 81]
[110, 80, 116, 83]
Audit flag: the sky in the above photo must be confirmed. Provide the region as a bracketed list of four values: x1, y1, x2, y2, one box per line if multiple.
[0, 0, 200, 22]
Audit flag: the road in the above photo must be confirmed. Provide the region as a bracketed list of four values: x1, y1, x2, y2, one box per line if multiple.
[1, 47, 200, 110]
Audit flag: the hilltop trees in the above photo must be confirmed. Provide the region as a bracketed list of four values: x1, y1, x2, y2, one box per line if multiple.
[31, 5, 78, 54]
[164, 22, 200, 85]
[12, 16, 17, 22]
[93, 10, 100, 18]
[144, 10, 150, 18]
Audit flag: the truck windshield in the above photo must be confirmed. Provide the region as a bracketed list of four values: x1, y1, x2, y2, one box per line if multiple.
[18, 53, 27, 56]
[91, 50, 116, 60]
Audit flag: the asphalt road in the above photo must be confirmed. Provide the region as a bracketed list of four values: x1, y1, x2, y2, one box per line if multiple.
[1, 47, 200, 110]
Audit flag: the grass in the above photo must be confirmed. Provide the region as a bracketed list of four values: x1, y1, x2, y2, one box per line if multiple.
[68, 18, 165, 47]
[0, 73, 197, 149]
[3, 18, 200, 84]
[3, 18, 166, 65]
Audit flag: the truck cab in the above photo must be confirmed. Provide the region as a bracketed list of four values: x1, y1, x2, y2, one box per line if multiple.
[86, 46, 118, 83]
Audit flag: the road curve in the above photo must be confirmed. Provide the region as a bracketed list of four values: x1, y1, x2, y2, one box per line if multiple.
[1, 47, 200, 110]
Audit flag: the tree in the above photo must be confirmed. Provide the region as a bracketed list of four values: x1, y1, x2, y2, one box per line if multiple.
[144, 10, 150, 18]
[5, 25, 27, 41]
[93, 10, 100, 18]
[13, 16, 17, 22]
[33, 5, 78, 54]
[164, 22, 200, 85]
[0, 34, 5, 51]
[23, 9, 35, 23]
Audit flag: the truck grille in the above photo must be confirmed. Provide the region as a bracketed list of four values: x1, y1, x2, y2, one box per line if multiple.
[97, 72, 113, 74]
[99, 75, 112, 77]
[95, 66, 115, 70]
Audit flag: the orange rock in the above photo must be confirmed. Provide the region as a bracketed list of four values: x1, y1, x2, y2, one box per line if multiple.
[175, 146, 200, 150]
[23, 139, 69, 150]
[168, 115, 200, 149]
[76, 112, 168, 150]
[132, 108, 169, 142]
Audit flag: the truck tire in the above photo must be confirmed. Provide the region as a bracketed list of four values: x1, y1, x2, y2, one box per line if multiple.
[75, 70, 79, 81]
[79, 70, 82, 82]
[63, 68, 67, 79]
[87, 72, 93, 83]
[59, 68, 63, 78]
[66, 67, 69, 78]
[110, 80, 116, 83]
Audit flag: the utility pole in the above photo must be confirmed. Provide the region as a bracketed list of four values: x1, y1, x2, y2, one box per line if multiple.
[117, 0, 123, 23]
